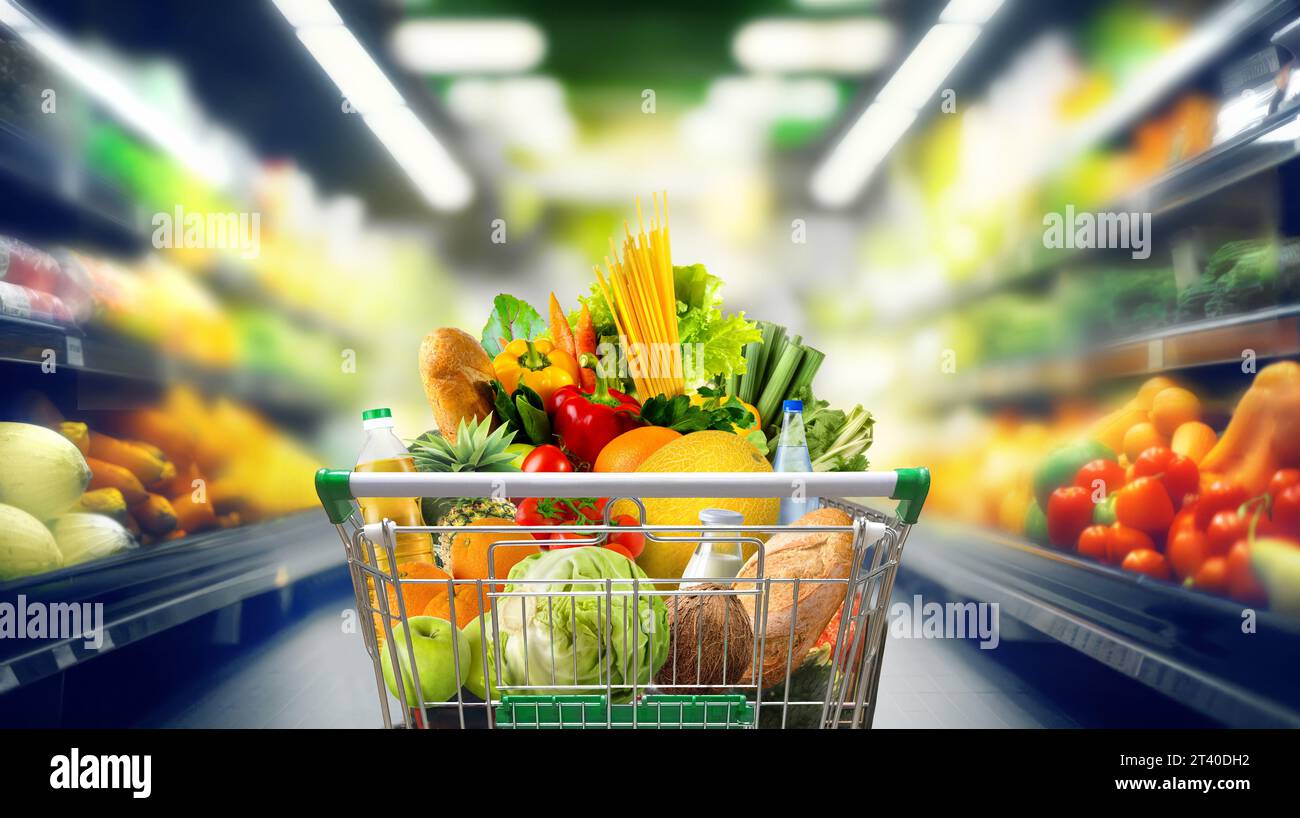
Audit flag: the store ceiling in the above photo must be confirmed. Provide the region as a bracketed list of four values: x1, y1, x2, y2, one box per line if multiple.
[17, 0, 1087, 222]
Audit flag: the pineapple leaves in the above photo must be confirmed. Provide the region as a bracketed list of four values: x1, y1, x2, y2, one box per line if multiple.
[491, 380, 552, 445]
[409, 414, 520, 473]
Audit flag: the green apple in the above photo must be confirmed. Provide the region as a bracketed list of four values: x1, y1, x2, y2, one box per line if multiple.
[380, 616, 470, 705]
[1252, 538, 1300, 615]
[505, 443, 535, 471]
[462, 614, 507, 701]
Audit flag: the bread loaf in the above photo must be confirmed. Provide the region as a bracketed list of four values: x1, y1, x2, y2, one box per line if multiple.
[418, 328, 496, 443]
[735, 506, 855, 684]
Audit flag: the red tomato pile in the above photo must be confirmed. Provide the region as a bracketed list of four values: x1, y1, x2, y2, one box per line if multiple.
[514, 496, 645, 559]
[1046, 450, 1300, 601]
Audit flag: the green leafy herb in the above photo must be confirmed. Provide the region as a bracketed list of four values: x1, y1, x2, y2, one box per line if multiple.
[640, 390, 755, 434]
[481, 294, 547, 357]
[492, 380, 552, 445]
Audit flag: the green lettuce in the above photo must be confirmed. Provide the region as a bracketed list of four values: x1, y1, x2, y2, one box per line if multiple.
[673, 264, 760, 388]
[498, 546, 668, 702]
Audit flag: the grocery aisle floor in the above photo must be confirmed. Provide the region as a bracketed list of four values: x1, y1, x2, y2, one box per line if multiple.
[129, 567, 1211, 729]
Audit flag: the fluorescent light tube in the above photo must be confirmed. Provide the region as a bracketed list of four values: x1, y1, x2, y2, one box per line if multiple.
[940, 0, 1006, 24]
[733, 17, 895, 74]
[391, 19, 545, 74]
[810, 103, 917, 207]
[876, 22, 980, 109]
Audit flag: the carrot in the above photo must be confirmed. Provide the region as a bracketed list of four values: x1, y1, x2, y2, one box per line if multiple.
[163, 529, 187, 542]
[130, 493, 178, 535]
[110, 409, 195, 468]
[576, 303, 597, 391]
[170, 492, 217, 533]
[89, 431, 170, 486]
[549, 293, 576, 358]
[86, 457, 148, 505]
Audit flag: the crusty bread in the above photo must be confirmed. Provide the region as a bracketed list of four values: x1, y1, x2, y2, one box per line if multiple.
[418, 327, 496, 444]
[735, 506, 855, 684]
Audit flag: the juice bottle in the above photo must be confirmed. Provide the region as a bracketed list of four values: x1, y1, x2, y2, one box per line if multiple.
[355, 408, 432, 642]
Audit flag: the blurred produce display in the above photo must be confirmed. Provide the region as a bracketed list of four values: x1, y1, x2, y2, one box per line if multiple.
[0, 386, 320, 580]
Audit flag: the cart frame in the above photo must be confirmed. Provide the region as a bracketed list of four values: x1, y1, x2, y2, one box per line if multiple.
[314, 467, 928, 729]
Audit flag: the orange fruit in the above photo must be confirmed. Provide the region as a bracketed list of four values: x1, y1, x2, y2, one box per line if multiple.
[386, 561, 452, 618]
[1122, 421, 1167, 463]
[1149, 387, 1200, 436]
[449, 518, 539, 591]
[1133, 376, 1179, 411]
[423, 583, 487, 629]
[1170, 421, 1217, 463]
[593, 426, 682, 472]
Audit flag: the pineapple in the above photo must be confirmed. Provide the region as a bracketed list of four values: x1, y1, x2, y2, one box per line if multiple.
[433, 498, 518, 567]
[409, 415, 517, 473]
[408, 416, 520, 566]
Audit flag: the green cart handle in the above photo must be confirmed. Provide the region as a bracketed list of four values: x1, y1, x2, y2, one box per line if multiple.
[315, 467, 929, 526]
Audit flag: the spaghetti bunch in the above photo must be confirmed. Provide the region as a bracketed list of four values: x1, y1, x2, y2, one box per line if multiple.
[594, 193, 684, 399]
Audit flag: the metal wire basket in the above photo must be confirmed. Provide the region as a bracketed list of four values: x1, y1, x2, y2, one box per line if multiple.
[314, 468, 928, 729]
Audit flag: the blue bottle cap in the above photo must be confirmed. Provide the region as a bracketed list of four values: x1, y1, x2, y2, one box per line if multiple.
[783, 399, 803, 412]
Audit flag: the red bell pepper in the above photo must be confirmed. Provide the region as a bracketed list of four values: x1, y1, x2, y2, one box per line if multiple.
[549, 354, 643, 467]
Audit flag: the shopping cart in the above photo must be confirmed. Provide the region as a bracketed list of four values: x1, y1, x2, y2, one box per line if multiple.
[314, 468, 928, 729]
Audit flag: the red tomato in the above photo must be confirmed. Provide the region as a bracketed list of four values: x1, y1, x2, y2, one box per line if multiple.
[1074, 459, 1127, 498]
[1122, 548, 1172, 580]
[604, 542, 635, 561]
[521, 445, 574, 473]
[1272, 485, 1300, 536]
[1166, 527, 1208, 581]
[1170, 502, 1199, 538]
[1193, 556, 1229, 595]
[515, 497, 562, 538]
[1226, 540, 1267, 605]
[1108, 524, 1155, 565]
[608, 513, 645, 559]
[567, 497, 608, 523]
[1076, 525, 1111, 562]
[1133, 448, 1199, 508]
[1194, 479, 1249, 530]
[1047, 486, 1094, 549]
[1113, 476, 1175, 534]
[1267, 468, 1300, 499]
[1204, 510, 1247, 557]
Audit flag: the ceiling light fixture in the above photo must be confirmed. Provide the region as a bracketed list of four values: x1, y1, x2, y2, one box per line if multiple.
[733, 18, 895, 74]
[390, 19, 546, 74]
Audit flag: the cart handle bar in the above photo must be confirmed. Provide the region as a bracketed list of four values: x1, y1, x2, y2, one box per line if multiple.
[315, 467, 928, 526]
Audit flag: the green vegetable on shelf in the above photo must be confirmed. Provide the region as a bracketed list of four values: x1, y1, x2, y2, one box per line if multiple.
[1032, 439, 1114, 511]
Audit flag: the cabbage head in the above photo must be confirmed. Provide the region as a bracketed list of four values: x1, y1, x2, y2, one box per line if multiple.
[498, 546, 668, 702]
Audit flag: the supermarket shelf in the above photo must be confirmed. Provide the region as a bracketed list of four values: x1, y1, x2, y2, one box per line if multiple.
[892, 106, 1300, 330]
[0, 117, 147, 251]
[0, 511, 343, 694]
[205, 259, 367, 350]
[923, 304, 1300, 406]
[0, 313, 341, 423]
[903, 519, 1300, 728]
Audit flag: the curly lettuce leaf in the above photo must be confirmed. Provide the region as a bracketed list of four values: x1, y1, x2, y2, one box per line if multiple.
[673, 264, 760, 388]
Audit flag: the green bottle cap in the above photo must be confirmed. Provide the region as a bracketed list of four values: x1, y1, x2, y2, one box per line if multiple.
[361, 408, 392, 421]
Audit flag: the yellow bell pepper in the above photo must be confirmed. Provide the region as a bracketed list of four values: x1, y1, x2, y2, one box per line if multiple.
[492, 338, 579, 403]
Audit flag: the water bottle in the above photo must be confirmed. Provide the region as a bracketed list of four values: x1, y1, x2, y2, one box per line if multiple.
[773, 399, 819, 525]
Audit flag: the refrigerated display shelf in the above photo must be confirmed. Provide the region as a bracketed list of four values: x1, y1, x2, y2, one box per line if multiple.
[0, 511, 340, 695]
[205, 259, 366, 351]
[924, 304, 1300, 406]
[0, 116, 146, 251]
[891, 104, 1300, 330]
[0, 312, 340, 423]
[903, 519, 1300, 728]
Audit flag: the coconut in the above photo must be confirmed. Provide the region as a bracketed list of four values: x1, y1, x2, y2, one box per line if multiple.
[654, 583, 753, 694]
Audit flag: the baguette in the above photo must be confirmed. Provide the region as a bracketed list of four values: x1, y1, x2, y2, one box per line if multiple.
[735, 506, 855, 685]
[418, 327, 496, 444]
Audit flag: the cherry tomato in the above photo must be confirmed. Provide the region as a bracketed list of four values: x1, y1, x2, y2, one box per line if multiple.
[1226, 540, 1267, 605]
[1166, 527, 1208, 580]
[515, 497, 562, 539]
[521, 445, 574, 473]
[1107, 524, 1155, 565]
[1272, 485, 1300, 536]
[1113, 476, 1175, 534]
[1133, 447, 1199, 508]
[1267, 468, 1300, 500]
[1121, 548, 1172, 580]
[608, 513, 645, 559]
[1074, 459, 1127, 499]
[567, 497, 608, 523]
[1193, 556, 1229, 595]
[1204, 510, 1247, 557]
[1047, 487, 1094, 549]
[1194, 479, 1249, 530]
[604, 542, 635, 561]
[1170, 501, 1199, 538]
[1076, 525, 1111, 562]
